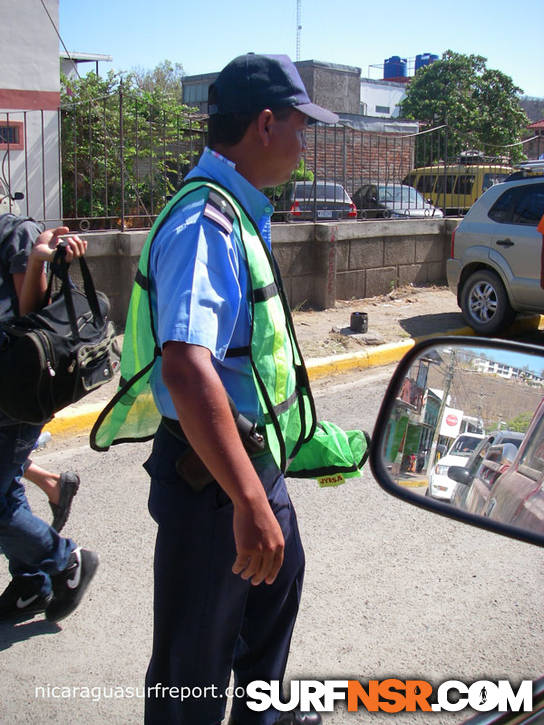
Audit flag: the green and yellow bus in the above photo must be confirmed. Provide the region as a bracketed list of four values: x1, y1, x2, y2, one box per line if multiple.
[403, 162, 514, 215]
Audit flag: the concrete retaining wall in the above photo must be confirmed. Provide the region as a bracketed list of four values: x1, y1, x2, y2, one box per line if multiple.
[76, 219, 458, 330]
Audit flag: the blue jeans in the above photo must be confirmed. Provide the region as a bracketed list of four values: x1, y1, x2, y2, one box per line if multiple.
[0, 418, 74, 596]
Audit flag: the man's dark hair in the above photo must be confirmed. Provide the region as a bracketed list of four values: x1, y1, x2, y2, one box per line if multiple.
[207, 85, 293, 148]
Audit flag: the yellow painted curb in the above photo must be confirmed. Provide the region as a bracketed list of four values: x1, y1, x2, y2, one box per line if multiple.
[43, 403, 104, 438]
[307, 339, 416, 380]
[398, 478, 428, 488]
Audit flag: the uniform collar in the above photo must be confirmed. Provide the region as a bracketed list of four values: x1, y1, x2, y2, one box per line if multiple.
[188, 147, 274, 226]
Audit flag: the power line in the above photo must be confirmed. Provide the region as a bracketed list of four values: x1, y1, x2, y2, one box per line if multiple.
[40, 0, 82, 80]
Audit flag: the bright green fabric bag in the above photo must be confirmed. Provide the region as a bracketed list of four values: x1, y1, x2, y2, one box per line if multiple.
[287, 421, 370, 487]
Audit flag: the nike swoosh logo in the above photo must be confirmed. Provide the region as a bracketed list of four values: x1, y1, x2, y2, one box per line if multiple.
[17, 594, 39, 609]
[66, 548, 82, 590]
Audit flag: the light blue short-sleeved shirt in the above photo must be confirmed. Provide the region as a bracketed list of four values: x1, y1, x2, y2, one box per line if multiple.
[149, 148, 274, 421]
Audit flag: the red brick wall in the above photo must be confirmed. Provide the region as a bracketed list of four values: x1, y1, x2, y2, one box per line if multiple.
[303, 125, 415, 194]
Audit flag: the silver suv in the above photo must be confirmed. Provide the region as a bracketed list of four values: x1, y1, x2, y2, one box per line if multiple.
[447, 173, 544, 334]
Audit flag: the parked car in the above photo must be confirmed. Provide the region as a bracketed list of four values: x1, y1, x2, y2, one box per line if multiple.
[449, 430, 524, 510]
[487, 398, 544, 533]
[447, 174, 544, 334]
[459, 442, 521, 516]
[403, 160, 513, 215]
[426, 432, 485, 501]
[351, 182, 443, 219]
[280, 180, 357, 221]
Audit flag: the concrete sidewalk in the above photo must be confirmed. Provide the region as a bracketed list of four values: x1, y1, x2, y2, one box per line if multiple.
[43, 284, 544, 439]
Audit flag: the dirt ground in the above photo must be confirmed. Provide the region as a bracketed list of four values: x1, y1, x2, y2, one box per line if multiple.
[292, 282, 464, 358]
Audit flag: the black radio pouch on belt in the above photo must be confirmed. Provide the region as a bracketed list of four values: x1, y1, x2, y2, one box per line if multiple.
[162, 395, 265, 493]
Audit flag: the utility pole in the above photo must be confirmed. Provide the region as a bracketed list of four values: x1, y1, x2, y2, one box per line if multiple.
[426, 350, 456, 478]
[296, 0, 302, 62]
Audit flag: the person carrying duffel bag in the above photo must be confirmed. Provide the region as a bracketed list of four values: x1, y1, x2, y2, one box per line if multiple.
[0, 218, 98, 623]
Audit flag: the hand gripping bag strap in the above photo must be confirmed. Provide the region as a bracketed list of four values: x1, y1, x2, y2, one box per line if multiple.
[0, 244, 117, 424]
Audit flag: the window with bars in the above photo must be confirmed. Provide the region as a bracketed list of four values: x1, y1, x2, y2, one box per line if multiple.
[0, 121, 24, 150]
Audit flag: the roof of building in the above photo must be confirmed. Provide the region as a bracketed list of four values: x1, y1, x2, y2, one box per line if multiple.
[295, 59, 361, 74]
[528, 119, 544, 129]
[338, 113, 419, 134]
[60, 52, 112, 63]
[360, 77, 409, 89]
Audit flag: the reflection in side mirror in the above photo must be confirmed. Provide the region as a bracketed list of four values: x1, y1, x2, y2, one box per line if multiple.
[447, 465, 473, 486]
[370, 337, 544, 547]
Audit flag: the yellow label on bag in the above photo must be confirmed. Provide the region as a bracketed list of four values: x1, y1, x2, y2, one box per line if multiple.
[317, 473, 346, 488]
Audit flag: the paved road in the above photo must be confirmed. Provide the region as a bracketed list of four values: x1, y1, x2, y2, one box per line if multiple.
[1, 366, 542, 724]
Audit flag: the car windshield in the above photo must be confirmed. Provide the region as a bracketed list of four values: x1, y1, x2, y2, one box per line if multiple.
[378, 185, 426, 206]
[294, 182, 350, 202]
[483, 173, 510, 192]
[501, 436, 523, 447]
[449, 435, 483, 456]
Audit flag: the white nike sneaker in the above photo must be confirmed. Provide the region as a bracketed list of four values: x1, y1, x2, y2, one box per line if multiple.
[0, 577, 52, 620]
[45, 547, 99, 622]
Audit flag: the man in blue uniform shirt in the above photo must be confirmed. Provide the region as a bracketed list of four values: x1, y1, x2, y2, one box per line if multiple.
[144, 53, 338, 724]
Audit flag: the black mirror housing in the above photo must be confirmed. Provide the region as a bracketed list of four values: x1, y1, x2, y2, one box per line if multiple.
[447, 465, 473, 485]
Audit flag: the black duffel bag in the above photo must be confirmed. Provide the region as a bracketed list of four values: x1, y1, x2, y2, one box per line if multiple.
[0, 246, 120, 424]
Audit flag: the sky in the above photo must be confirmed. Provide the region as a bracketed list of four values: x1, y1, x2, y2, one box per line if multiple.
[58, 0, 544, 98]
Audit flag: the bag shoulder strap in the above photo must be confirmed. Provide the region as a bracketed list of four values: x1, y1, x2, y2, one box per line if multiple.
[46, 246, 104, 339]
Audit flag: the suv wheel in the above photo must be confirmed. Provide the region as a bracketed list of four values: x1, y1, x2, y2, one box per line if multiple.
[460, 269, 515, 335]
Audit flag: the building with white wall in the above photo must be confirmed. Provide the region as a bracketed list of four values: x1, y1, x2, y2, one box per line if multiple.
[473, 357, 544, 385]
[0, 0, 61, 222]
[360, 78, 407, 118]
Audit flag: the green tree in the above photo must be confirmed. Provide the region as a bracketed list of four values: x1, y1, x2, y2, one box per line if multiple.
[61, 64, 201, 229]
[131, 60, 185, 103]
[505, 411, 533, 433]
[401, 51, 529, 163]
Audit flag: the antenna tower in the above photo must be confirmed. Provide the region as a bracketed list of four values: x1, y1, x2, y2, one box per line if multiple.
[296, 0, 301, 61]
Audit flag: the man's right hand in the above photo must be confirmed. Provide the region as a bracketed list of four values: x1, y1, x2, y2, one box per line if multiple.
[232, 498, 284, 586]
[162, 341, 286, 587]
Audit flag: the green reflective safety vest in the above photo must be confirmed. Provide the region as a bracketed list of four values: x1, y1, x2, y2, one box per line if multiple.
[90, 179, 368, 484]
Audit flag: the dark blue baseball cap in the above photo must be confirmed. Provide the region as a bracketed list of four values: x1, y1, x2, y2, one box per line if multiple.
[208, 53, 339, 124]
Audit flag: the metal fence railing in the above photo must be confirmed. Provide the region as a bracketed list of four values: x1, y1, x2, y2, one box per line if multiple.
[1, 94, 541, 230]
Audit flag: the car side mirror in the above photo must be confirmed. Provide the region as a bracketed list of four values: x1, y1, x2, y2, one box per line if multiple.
[447, 465, 473, 486]
[369, 337, 544, 547]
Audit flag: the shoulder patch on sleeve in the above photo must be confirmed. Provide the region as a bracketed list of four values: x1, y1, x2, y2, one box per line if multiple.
[203, 190, 236, 235]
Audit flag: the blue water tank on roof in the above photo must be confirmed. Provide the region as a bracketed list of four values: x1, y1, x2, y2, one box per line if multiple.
[384, 56, 407, 79]
[415, 53, 439, 71]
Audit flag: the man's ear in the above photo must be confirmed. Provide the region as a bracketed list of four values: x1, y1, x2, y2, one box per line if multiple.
[256, 109, 275, 147]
